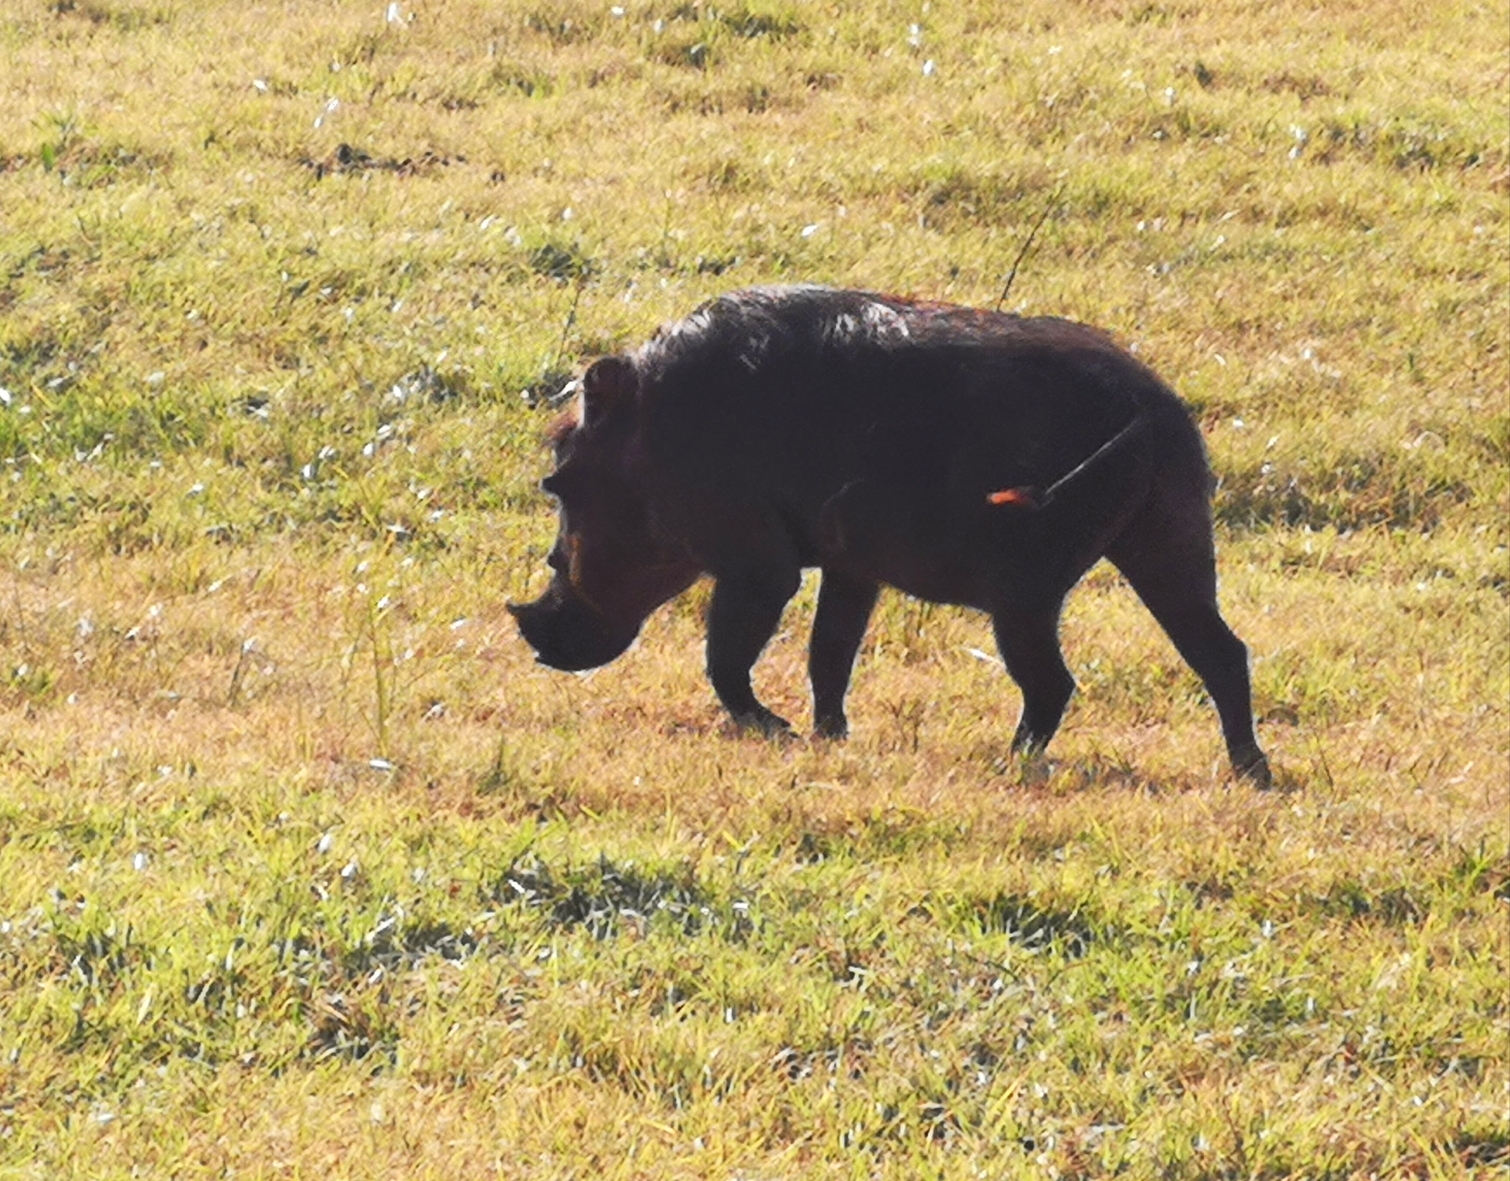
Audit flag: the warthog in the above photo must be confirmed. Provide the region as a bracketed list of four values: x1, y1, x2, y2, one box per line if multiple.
[510, 285, 1270, 786]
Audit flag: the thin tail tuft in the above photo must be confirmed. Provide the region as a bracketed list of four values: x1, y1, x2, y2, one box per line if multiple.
[986, 487, 1043, 509]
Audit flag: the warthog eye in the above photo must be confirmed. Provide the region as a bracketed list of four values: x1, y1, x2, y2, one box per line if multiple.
[541, 465, 588, 501]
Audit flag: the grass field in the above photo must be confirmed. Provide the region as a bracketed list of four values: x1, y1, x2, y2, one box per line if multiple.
[1, 0, 1506, 1176]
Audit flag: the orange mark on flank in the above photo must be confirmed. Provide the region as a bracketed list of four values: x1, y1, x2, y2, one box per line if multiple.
[987, 487, 1037, 507]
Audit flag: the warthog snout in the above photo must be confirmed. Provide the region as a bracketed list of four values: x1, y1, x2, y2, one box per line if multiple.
[507, 581, 639, 672]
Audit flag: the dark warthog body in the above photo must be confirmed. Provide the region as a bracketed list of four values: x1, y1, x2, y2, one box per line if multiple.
[510, 285, 1269, 785]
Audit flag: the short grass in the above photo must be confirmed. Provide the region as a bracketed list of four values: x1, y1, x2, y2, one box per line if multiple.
[1, 0, 1506, 1177]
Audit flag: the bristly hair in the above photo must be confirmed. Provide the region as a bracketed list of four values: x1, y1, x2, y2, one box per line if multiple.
[629, 285, 1097, 386]
[633, 285, 939, 382]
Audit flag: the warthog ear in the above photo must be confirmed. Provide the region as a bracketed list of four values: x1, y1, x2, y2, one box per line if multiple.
[579, 356, 637, 429]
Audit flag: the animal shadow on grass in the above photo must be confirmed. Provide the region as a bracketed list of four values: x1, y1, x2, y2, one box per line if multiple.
[975, 746, 1297, 795]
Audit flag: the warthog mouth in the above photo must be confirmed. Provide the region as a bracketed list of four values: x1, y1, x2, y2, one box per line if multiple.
[507, 581, 639, 672]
